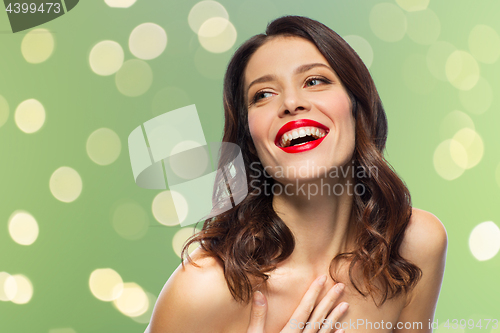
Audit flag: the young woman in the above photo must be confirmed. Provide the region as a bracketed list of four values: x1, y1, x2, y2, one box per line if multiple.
[146, 15, 447, 333]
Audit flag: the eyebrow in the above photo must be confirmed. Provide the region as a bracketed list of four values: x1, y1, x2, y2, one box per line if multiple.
[246, 62, 335, 95]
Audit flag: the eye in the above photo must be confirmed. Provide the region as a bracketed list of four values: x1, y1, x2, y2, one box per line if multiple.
[305, 76, 330, 87]
[250, 91, 273, 105]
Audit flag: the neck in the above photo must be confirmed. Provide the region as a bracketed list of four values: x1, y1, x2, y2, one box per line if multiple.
[271, 171, 356, 276]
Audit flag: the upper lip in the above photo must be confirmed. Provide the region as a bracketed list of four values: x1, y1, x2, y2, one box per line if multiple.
[274, 119, 330, 147]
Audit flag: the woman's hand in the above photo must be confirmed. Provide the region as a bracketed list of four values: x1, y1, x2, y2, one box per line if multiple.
[247, 275, 349, 333]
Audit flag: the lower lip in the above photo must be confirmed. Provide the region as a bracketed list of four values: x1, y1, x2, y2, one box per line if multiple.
[277, 135, 328, 153]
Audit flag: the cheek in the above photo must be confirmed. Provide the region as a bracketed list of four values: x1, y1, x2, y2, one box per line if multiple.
[247, 112, 270, 146]
[247, 114, 259, 143]
[327, 93, 352, 118]
[319, 92, 355, 143]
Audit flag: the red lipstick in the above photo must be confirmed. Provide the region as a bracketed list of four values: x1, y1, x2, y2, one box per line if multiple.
[274, 119, 330, 154]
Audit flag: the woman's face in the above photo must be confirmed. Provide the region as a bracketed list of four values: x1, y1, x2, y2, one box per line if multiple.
[244, 36, 356, 183]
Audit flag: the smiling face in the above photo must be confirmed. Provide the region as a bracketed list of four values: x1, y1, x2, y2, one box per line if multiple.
[244, 36, 356, 183]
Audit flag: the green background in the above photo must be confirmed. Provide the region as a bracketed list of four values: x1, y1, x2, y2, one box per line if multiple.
[1, 0, 499, 332]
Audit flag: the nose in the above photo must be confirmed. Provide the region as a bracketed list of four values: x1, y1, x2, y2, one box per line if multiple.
[278, 86, 312, 117]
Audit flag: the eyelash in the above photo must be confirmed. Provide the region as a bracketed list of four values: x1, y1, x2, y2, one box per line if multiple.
[249, 76, 331, 105]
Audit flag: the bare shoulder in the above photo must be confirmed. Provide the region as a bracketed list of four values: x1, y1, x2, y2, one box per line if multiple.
[394, 207, 448, 332]
[148, 247, 250, 333]
[399, 207, 448, 262]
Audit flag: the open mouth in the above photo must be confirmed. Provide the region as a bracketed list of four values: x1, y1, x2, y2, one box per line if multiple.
[274, 119, 330, 149]
[278, 127, 327, 148]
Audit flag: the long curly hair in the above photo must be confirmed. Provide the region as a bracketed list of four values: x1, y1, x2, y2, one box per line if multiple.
[181, 15, 421, 306]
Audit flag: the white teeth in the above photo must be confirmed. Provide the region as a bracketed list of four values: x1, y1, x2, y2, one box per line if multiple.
[279, 126, 328, 148]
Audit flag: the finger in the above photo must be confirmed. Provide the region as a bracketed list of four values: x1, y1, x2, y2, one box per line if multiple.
[285, 275, 327, 327]
[303, 283, 345, 333]
[247, 291, 267, 333]
[318, 302, 349, 333]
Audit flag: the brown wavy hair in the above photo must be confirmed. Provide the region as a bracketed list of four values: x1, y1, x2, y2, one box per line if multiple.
[181, 15, 421, 306]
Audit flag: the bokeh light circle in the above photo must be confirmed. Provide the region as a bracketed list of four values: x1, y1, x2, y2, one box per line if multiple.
[445, 50, 480, 90]
[458, 77, 493, 115]
[433, 139, 465, 180]
[8, 211, 39, 246]
[8, 274, 33, 304]
[89, 268, 124, 301]
[115, 59, 153, 97]
[395, 0, 429, 11]
[188, 1, 229, 35]
[450, 128, 483, 169]
[89, 41, 124, 76]
[198, 17, 237, 53]
[0, 272, 16, 301]
[369, 3, 407, 42]
[129, 23, 167, 60]
[469, 221, 500, 261]
[406, 8, 440, 45]
[49, 167, 83, 203]
[344, 35, 374, 68]
[131, 292, 157, 324]
[439, 110, 475, 140]
[21, 28, 54, 64]
[113, 282, 148, 317]
[14, 99, 45, 133]
[172, 227, 201, 258]
[86, 128, 121, 165]
[427, 41, 457, 81]
[105, 0, 136, 8]
[468, 24, 500, 64]
[448, 139, 468, 171]
[152, 190, 188, 226]
[0, 95, 9, 128]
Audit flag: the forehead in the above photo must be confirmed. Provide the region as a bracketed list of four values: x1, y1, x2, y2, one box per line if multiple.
[244, 36, 330, 87]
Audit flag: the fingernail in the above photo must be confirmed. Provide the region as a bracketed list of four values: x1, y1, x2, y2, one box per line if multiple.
[254, 291, 265, 306]
[340, 302, 349, 312]
[318, 275, 327, 285]
[335, 283, 345, 293]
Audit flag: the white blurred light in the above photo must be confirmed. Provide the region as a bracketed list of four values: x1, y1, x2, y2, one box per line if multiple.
[104, 0, 136, 8]
[89, 268, 124, 301]
[86, 128, 121, 165]
[49, 167, 83, 203]
[129, 23, 167, 60]
[89, 40, 124, 76]
[152, 190, 188, 226]
[21, 28, 54, 64]
[14, 99, 45, 133]
[469, 221, 500, 261]
[8, 210, 39, 245]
